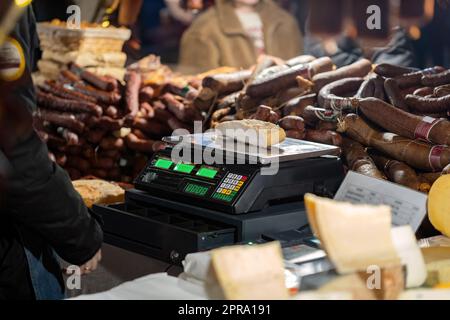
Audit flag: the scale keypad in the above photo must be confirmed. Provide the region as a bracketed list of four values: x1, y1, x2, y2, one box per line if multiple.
[212, 173, 248, 202]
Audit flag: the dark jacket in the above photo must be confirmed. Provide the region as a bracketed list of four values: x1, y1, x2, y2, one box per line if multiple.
[0, 7, 103, 300]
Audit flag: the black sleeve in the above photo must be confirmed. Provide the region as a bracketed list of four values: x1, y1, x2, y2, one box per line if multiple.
[4, 131, 103, 265]
[1, 7, 103, 265]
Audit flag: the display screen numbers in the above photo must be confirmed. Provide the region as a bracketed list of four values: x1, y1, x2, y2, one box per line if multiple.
[184, 183, 209, 196]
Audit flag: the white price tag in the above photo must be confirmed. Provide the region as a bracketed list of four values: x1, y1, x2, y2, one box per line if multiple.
[334, 171, 428, 232]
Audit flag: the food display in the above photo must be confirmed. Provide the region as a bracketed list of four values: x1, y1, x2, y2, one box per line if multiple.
[200, 58, 450, 193]
[34, 62, 202, 182]
[34, 20, 131, 82]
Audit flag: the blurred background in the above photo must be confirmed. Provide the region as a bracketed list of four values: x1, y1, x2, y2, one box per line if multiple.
[29, 0, 450, 69]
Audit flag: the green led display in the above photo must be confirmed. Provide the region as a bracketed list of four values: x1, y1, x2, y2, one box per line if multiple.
[184, 183, 209, 196]
[196, 167, 218, 179]
[154, 158, 173, 169]
[174, 163, 195, 174]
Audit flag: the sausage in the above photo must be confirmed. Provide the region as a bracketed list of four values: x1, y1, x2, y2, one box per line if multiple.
[161, 93, 202, 122]
[66, 156, 91, 173]
[312, 59, 372, 92]
[59, 70, 82, 84]
[153, 104, 173, 123]
[268, 111, 280, 124]
[37, 109, 85, 134]
[193, 87, 217, 111]
[278, 115, 305, 131]
[443, 164, 450, 175]
[37, 90, 103, 116]
[91, 157, 116, 170]
[374, 63, 417, 78]
[316, 120, 338, 131]
[124, 71, 142, 116]
[57, 127, 79, 145]
[97, 116, 124, 131]
[384, 78, 409, 111]
[286, 55, 317, 66]
[277, 86, 309, 105]
[359, 98, 450, 145]
[246, 58, 333, 99]
[72, 83, 121, 105]
[373, 76, 386, 101]
[253, 105, 272, 121]
[139, 86, 155, 102]
[355, 78, 375, 99]
[342, 138, 385, 180]
[302, 106, 339, 127]
[131, 117, 172, 136]
[164, 84, 198, 101]
[282, 93, 317, 116]
[211, 107, 232, 122]
[421, 69, 450, 87]
[286, 130, 306, 140]
[140, 102, 155, 118]
[369, 151, 421, 191]
[318, 77, 363, 110]
[98, 149, 120, 161]
[90, 169, 109, 179]
[404, 94, 450, 113]
[431, 84, 450, 98]
[105, 105, 119, 118]
[340, 114, 450, 172]
[152, 141, 167, 152]
[125, 132, 156, 153]
[70, 63, 117, 91]
[39, 81, 98, 103]
[167, 117, 193, 132]
[202, 70, 252, 96]
[85, 129, 106, 144]
[307, 57, 335, 77]
[413, 87, 434, 97]
[304, 129, 343, 146]
[100, 136, 125, 151]
[394, 67, 445, 89]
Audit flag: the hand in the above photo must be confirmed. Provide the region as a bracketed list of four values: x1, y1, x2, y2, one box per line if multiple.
[79, 249, 102, 275]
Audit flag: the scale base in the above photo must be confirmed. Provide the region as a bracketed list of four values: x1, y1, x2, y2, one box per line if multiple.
[93, 189, 309, 265]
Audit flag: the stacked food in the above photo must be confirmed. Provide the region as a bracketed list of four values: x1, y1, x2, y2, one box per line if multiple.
[34, 20, 131, 82]
[34, 62, 203, 182]
[202, 56, 450, 193]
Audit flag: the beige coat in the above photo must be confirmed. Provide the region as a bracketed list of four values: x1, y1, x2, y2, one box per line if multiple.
[179, 0, 303, 73]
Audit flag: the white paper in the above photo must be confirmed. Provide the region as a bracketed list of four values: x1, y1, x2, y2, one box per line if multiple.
[334, 171, 427, 232]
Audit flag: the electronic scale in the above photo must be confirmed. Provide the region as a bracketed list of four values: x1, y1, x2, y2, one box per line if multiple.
[93, 132, 345, 264]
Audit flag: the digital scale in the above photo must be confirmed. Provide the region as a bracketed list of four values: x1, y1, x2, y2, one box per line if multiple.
[93, 133, 345, 264]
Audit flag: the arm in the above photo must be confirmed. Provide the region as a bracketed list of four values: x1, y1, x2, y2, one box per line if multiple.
[3, 131, 103, 265]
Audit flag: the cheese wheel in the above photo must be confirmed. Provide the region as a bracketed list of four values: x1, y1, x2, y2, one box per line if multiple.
[428, 175, 450, 237]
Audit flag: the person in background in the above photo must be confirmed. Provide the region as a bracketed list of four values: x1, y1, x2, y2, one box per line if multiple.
[0, 4, 103, 300]
[179, 0, 303, 73]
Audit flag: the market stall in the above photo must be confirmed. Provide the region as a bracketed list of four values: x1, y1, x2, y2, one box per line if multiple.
[2, 0, 450, 302]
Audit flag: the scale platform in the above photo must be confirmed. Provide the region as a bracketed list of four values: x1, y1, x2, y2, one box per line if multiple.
[93, 134, 345, 264]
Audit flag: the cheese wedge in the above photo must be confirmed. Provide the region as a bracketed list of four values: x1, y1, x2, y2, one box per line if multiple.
[304, 194, 401, 274]
[209, 242, 289, 300]
[215, 119, 286, 147]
